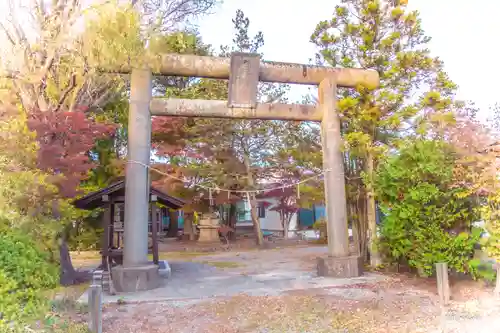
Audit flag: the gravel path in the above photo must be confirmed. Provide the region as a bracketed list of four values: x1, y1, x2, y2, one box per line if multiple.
[82, 246, 500, 333]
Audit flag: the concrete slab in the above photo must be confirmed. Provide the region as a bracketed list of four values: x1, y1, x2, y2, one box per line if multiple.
[78, 259, 384, 304]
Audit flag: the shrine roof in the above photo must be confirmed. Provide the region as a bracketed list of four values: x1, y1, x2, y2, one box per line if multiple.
[72, 179, 185, 210]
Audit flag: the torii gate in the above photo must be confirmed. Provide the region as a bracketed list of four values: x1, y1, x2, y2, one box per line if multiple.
[113, 53, 379, 292]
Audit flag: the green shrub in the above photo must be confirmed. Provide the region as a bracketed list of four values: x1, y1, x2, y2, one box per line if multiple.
[0, 230, 59, 324]
[312, 217, 327, 242]
[481, 193, 500, 262]
[69, 227, 103, 251]
[374, 140, 481, 276]
[468, 258, 497, 282]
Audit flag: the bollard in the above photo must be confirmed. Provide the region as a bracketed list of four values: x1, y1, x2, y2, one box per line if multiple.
[88, 284, 103, 333]
[435, 262, 450, 306]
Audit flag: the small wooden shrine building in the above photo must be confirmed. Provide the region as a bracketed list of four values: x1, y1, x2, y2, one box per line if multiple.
[73, 179, 185, 268]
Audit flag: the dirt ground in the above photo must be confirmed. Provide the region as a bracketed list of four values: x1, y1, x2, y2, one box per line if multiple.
[68, 243, 500, 333]
[70, 237, 313, 268]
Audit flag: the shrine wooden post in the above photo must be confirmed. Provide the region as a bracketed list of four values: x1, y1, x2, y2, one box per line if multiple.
[116, 53, 378, 281]
[151, 195, 159, 265]
[100, 195, 111, 268]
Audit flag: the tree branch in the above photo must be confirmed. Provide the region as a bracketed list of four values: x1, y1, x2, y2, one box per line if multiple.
[54, 73, 77, 112]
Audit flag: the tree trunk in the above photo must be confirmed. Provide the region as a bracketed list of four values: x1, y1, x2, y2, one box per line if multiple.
[243, 153, 263, 246]
[228, 203, 237, 241]
[356, 193, 369, 261]
[59, 234, 78, 286]
[183, 212, 195, 241]
[350, 203, 361, 256]
[167, 209, 179, 238]
[283, 215, 290, 239]
[366, 152, 382, 267]
[59, 232, 90, 285]
[248, 193, 264, 246]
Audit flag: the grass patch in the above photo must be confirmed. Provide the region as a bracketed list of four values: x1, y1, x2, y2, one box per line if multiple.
[70, 251, 100, 260]
[308, 239, 328, 245]
[49, 296, 88, 314]
[45, 283, 90, 302]
[71, 251, 215, 267]
[156, 251, 215, 260]
[71, 251, 100, 268]
[200, 261, 242, 269]
[26, 284, 91, 333]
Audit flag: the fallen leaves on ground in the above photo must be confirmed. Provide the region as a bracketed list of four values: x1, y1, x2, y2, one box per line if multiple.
[100, 291, 440, 333]
[66, 245, 498, 333]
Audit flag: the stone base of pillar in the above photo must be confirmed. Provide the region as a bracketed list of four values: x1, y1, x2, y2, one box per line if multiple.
[111, 265, 162, 292]
[316, 255, 363, 278]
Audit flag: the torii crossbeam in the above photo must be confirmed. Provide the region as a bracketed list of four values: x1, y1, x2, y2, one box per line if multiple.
[114, 53, 379, 292]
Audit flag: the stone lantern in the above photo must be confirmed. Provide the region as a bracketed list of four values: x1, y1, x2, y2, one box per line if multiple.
[197, 211, 221, 242]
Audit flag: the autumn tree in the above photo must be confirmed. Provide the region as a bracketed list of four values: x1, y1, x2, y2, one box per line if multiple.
[130, 0, 221, 33]
[257, 187, 299, 239]
[471, 107, 500, 288]
[371, 103, 500, 277]
[0, 0, 148, 284]
[310, 0, 460, 265]
[152, 10, 295, 245]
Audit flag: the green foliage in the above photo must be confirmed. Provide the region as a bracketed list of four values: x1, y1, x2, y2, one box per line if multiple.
[312, 217, 327, 230]
[374, 139, 481, 276]
[69, 227, 103, 252]
[481, 193, 500, 262]
[85, 1, 145, 69]
[312, 217, 328, 242]
[468, 258, 497, 283]
[0, 227, 59, 325]
[308, 0, 465, 260]
[311, 0, 453, 155]
[0, 111, 65, 257]
[152, 10, 296, 218]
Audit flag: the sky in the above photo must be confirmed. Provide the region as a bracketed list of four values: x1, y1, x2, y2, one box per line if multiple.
[1, 1, 498, 121]
[195, 0, 500, 122]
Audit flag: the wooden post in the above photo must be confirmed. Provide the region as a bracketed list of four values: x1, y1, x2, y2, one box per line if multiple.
[101, 196, 111, 268]
[167, 208, 179, 238]
[88, 283, 102, 333]
[151, 198, 159, 265]
[436, 262, 450, 305]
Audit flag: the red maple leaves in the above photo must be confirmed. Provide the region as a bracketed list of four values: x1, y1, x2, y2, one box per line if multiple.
[27, 109, 116, 197]
[258, 186, 299, 214]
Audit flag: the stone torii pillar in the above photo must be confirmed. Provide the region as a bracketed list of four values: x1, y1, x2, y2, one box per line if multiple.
[118, 53, 378, 288]
[113, 69, 161, 293]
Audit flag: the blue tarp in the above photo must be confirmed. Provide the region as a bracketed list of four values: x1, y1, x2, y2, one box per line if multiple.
[298, 204, 383, 227]
[162, 211, 184, 228]
[298, 209, 314, 227]
[298, 205, 325, 227]
[315, 206, 326, 220]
